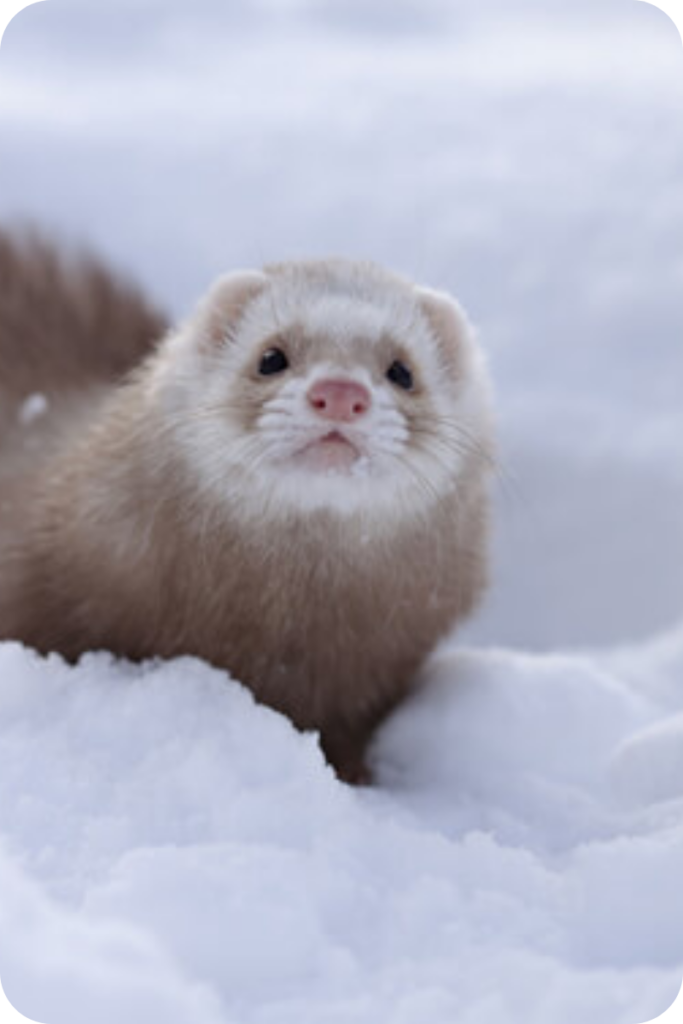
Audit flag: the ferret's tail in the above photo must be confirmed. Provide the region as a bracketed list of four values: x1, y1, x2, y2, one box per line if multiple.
[0, 227, 168, 406]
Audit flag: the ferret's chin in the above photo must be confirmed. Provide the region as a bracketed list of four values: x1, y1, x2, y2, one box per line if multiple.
[294, 432, 361, 475]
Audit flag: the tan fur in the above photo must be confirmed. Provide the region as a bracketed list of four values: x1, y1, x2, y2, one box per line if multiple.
[0, 228, 166, 400]
[0, 234, 493, 783]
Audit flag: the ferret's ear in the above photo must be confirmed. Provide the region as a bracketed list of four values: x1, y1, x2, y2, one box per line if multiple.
[194, 270, 268, 349]
[417, 286, 473, 373]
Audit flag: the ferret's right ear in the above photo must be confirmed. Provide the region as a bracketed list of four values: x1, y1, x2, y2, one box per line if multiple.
[193, 270, 268, 349]
[416, 286, 474, 374]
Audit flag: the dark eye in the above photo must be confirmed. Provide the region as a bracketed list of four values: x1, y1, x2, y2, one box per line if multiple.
[386, 360, 414, 391]
[259, 348, 289, 376]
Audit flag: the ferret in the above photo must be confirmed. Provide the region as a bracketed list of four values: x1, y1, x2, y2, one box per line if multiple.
[0, 229, 495, 783]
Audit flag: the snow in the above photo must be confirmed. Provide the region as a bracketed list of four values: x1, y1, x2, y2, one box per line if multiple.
[1, 1, 683, 1022]
[17, 394, 48, 427]
[1, 644, 682, 1023]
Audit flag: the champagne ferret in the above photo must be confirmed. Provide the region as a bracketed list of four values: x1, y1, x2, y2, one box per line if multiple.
[0, 230, 495, 782]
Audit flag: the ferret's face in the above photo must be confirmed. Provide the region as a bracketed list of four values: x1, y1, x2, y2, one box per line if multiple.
[163, 262, 493, 519]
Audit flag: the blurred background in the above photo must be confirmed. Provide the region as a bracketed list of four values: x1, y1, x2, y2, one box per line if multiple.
[0, 0, 681, 652]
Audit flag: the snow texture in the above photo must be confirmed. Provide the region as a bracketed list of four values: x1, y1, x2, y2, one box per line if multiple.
[0, 1, 682, 1022]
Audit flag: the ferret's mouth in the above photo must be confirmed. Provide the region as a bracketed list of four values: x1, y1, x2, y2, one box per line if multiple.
[318, 430, 354, 447]
[294, 430, 363, 473]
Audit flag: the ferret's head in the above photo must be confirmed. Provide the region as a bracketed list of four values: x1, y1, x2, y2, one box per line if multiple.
[155, 260, 494, 520]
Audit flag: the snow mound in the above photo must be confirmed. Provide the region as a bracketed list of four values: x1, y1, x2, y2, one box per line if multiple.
[0, 641, 681, 1024]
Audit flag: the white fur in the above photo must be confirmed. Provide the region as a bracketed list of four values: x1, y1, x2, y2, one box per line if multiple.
[155, 261, 494, 524]
[237, 269, 438, 368]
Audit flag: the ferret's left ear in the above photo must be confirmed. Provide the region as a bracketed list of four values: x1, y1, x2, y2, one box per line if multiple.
[417, 287, 474, 372]
[194, 270, 269, 349]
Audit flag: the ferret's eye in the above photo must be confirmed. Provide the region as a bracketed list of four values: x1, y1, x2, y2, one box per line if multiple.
[386, 360, 414, 391]
[259, 348, 289, 376]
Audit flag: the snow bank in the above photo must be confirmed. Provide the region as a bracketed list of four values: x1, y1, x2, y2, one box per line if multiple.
[0, 641, 681, 1023]
[1, 0, 683, 1020]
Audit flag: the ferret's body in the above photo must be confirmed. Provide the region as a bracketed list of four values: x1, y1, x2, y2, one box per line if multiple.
[0, 231, 494, 781]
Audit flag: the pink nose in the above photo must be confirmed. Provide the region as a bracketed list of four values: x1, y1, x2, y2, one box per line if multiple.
[307, 379, 371, 422]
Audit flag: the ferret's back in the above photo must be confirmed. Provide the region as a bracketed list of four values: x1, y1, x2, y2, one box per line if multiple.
[0, 229, 167, 421]
[0, 227, 168, 548]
